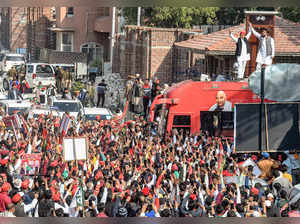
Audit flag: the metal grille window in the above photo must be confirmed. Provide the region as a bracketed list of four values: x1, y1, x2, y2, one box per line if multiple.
[80, 42, 103, 62]
[62, 32, 73, 52]
[173, 115, 191, 126]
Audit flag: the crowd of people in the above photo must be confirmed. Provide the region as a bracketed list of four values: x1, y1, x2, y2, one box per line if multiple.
[0, 105, 299, 217]
[0, 68, 300, 218]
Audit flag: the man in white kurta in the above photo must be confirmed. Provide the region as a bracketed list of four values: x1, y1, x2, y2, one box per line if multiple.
[249, 23, 275, 71]
[230, 27, 252, 80]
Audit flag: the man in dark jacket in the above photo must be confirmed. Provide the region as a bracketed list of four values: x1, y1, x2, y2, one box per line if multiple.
[229, 26, 251, 80]
[97, 79, 107, 108]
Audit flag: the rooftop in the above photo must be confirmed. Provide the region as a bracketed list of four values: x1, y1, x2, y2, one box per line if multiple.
[175, 16, 300, 56]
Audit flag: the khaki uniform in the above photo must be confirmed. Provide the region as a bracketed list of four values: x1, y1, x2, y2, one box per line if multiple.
[8, 67, 17, 81]
[65, 70, 72, 90]
[61, 69, 68, 90]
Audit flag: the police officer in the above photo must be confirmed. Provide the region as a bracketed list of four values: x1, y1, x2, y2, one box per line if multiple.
[65, 69, 72, 90]
[8, 66, 17, 82]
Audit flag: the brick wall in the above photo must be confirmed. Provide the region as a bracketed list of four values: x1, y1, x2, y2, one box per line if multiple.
[10, 7, 27, 51]
[113, 26, 202, 84]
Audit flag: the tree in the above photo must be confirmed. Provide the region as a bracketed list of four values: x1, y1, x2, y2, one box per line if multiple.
[216, 8, 249, 25]
[122, 7, 300, 28]
[279, 7, 300, 23]
[122, 7, 219, 28]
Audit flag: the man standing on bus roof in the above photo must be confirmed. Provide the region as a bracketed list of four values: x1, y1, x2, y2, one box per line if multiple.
[209, 91, 232, 112]
[229, 26, 252, 81]
[249, 22, 275, 71]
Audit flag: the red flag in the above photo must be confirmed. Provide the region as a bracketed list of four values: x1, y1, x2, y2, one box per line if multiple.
[42, 128, 47, 139]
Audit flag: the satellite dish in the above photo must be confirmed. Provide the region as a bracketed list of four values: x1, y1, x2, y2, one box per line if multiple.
[248, 63, 300, 102]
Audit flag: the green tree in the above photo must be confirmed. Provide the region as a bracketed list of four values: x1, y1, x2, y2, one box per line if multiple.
[122, 7, 138, 25]
[216, 8, 249, 25]
[122, 7, 219, 28]
[279, 7, 300, 23]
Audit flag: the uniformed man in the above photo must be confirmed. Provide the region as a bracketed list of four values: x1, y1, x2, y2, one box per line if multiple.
[19, 64, 26, 82]
[61, 67, 68, 90]
[7, 66, 17, 81]
[65, 68, 72, 90]
[56, 66, 63, 93]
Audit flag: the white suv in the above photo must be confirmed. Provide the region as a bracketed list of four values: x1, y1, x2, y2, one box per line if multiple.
[0, 53, 25, 73]
[25, 63, 56, 88]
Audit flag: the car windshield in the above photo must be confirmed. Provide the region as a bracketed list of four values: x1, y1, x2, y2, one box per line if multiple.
[85, 114, 112, 121]
[8, 107, 29, 115]
[6, 56, 24, 62]
[36, 65, 53, 73]
[53, 102, 80, 112]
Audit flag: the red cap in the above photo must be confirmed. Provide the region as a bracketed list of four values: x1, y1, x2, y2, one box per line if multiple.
[251, 155, 257, 161]
[95, 171, 103, 180]
[0, 159, 8, 166]
[96, 115, 100, 121]
[12, 193, 22, 203]
[190, 194, 197, 201]
[142, 187, 150, 196]
[1, 182, 11, 192]
[171, 164, 178, 171]
[21, 179, 30, 189]
[99, 161, 105, 166]
[240, 30, 246, 35]
[78, 160, 84, 167]
[50, 160, 58, 167]
[251, 187, 259, 195]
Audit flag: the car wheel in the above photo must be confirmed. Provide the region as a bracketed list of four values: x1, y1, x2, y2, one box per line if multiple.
[3, 79, 9, 90]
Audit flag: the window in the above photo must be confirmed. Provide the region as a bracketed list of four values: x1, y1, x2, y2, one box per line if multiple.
[67, 7, 74, 18]
[36, 65, 53, 73]
[104, 7, 110, 16]
[5, 56, 25, 62]
[173, 115, 191, 126]
[53, 102, 80, 112]
[80, 42, 103, 62]
[61, 32, 73, 52]
[27, 65, 34, 73]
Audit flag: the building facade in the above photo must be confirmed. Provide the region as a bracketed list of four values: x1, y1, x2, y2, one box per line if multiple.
[112, 26, 202, 83]
[52, 7, 117, 63]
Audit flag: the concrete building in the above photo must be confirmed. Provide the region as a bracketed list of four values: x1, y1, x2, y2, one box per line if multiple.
[51, 7, 117, 63]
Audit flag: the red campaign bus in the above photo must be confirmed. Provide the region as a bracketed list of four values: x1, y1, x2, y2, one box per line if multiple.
[149, 80, 264, 136]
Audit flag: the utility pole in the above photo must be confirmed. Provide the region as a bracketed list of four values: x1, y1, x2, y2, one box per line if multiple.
[137, 7, 141, 26]
[110, 7, 116, 64]
[259, 66, 266, 152]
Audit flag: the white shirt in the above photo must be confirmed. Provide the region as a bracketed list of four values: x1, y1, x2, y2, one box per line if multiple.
[230, 28, 251, 62]
[251, 27, 275, 65]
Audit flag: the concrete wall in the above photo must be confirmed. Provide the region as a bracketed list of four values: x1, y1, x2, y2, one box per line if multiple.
[55, 6, 115, 57]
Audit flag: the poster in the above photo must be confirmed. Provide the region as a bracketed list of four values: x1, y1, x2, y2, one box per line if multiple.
[63, 137, 87, 161]
[21, 153, 41, 175]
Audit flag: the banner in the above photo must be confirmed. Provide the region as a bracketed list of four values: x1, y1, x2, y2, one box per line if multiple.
[63, 137, 88, 161]
[21, 153, 41, 175]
